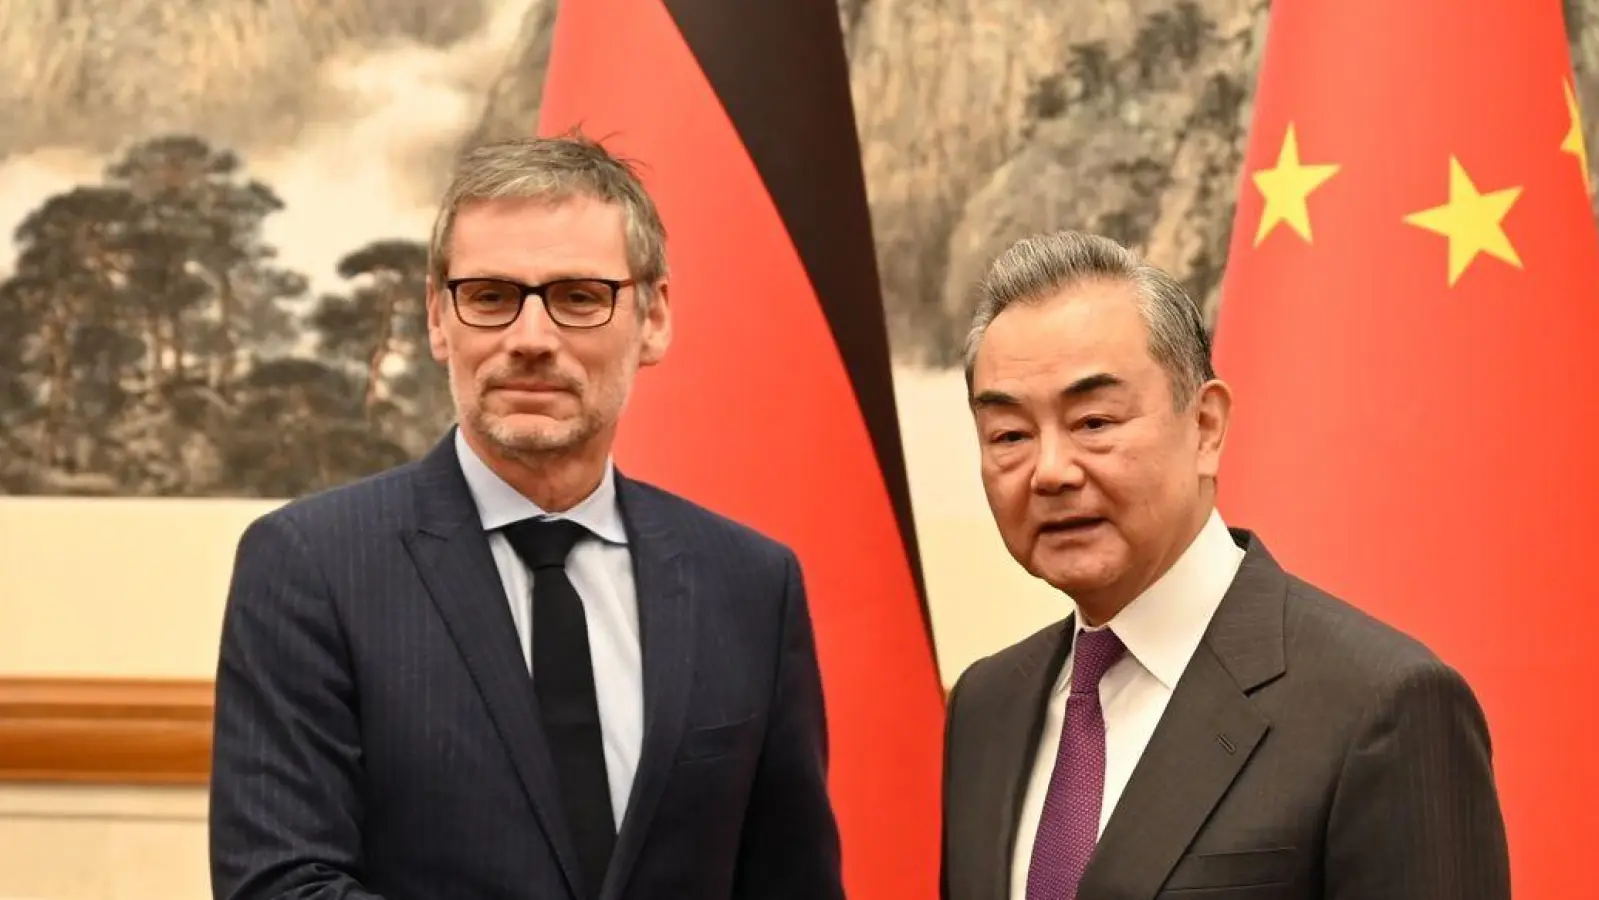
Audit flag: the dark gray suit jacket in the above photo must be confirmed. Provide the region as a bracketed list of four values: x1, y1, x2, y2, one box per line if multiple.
[941, 529, 1510, 900]
[208, 432, 843, 900]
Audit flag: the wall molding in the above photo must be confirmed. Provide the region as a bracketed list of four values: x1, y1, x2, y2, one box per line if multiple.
[0, 677, 214, 785]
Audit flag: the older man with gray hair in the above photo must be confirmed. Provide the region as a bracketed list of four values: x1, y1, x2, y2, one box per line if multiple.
[940, 230, 1509, 900]
[209, 133, 843, 900]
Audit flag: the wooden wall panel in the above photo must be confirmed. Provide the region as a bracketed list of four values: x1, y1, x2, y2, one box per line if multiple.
[0, 678, 213, 785]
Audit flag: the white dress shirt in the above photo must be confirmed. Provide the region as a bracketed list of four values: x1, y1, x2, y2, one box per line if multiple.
[1009, 509, 1246, 898]
[454, 429, 643, 829]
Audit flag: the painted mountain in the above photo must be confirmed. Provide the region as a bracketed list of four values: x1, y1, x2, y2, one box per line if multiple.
[2, 0, 1595, 496]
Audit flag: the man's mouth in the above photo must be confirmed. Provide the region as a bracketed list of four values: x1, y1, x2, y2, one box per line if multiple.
[1039, 516, 1105, 534]
[493, 380, 569, 393]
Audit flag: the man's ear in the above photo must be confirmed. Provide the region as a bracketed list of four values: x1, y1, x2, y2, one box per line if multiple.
[1194, 377, 1233, 479]
[639, 280, 672, 366]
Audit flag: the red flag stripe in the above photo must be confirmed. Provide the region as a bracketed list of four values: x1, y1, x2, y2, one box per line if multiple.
[661, 0, 929, 614]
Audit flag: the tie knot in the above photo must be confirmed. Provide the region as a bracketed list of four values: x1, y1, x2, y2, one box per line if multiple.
[1069, 628, 1126, 696]
[502, 518, 590, 570]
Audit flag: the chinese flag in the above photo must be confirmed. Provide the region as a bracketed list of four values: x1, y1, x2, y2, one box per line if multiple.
[1214, 0, 1599, 896]
[536, 1, 945, 897]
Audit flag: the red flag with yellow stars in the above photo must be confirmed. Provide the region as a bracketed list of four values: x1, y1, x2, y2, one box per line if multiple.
[1213, 1, 1599, 895]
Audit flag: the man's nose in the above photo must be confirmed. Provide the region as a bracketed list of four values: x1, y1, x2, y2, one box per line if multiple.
[504, 297, 562, 354]
[1031, 431, 1085, 495]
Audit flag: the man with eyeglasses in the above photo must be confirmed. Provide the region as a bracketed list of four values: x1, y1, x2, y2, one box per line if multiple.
[208, 134, 845, 900]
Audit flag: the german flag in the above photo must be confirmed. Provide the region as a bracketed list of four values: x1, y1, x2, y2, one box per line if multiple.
[537, 1, 945, 897]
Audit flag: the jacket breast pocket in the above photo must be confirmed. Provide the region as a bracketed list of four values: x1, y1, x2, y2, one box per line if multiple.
[677, 714, 760, 763]
[1159, 847, 1296, 894]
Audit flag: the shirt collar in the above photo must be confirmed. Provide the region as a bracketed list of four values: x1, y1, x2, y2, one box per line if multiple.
[1063, 508, 1244, 693]
[453, 427, 629, 545]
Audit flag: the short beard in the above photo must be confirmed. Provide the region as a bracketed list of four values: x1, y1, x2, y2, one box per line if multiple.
[449, 362, 600, 463]
[473, 404, 600, 460]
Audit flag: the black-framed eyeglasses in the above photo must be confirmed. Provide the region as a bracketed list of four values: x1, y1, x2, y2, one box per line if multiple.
[444, 276, 637, 329]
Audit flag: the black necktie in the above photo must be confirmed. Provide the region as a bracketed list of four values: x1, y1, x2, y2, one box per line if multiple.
[501, 517, 614, 899]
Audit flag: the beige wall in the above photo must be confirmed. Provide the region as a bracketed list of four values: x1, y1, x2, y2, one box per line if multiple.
[0, 497, 264, 900]
[0, 366, 1067, 899]
[0, 786, 207, 900]
[0, 497, 278, 680]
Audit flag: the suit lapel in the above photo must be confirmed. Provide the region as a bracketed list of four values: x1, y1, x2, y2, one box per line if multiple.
[1077, 645, 1268, 900]
[401, 434, 585, 899]
[1077, 532, 1288, 900]
[987, 621, 1074, 900]
[601, 475, 696, 900]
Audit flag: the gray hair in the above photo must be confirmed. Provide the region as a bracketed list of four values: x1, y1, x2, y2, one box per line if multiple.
[427, 131, 668, 310]
[962, 230, 1214, 407]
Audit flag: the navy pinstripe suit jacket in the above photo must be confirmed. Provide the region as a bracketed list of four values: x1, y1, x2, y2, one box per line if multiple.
[208, 431, 844, 900]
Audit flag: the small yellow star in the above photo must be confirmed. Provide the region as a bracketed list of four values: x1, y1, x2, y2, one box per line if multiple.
[1563, 78, 1590, 191]
[1402, 156, 1522, 287]
[1252, 122, 1341, 246]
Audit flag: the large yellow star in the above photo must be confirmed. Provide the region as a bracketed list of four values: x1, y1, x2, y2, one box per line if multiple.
[1252, 122, 1340, 246]
[1402, 157, 1522, 287]
[1563, 78, 1590, 192]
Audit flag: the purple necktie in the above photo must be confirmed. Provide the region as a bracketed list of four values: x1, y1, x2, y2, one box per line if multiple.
[1026, 628, 1127, 900]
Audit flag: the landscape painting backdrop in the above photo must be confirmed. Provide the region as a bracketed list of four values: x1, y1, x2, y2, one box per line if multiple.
[3, 0, 1597, 499]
